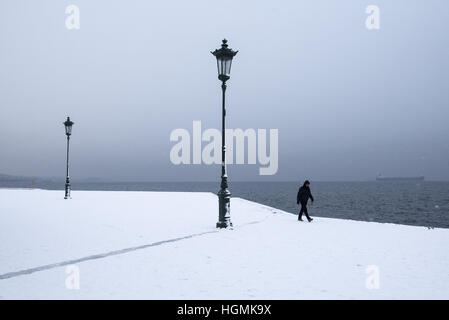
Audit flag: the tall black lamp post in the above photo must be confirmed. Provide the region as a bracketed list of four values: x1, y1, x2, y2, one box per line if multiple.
[63, 117, 74, 199]
[211, 39, 238, 228]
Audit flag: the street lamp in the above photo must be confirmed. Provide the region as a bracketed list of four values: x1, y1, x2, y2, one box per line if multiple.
[63, 117, 74, 199]
[211, 39, 238, 228]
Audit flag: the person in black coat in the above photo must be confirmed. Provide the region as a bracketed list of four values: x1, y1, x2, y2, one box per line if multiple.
[297, 180, 314, 222]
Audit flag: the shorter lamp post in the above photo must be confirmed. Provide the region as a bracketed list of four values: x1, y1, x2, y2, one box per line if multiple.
[63, 117, 74, 199]
[211, 39, 238, 228]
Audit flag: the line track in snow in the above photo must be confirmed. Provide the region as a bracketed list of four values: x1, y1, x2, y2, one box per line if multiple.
[0, 217, 270, 281]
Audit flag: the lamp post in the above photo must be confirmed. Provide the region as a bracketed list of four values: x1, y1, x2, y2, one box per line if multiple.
[211, 39, 238, 228]
[63, 117, 74, 199]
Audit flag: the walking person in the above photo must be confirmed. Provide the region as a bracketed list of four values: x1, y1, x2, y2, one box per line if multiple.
[297, 180, 314, 222]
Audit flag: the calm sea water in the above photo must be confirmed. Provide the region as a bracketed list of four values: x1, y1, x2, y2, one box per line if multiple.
[2, 181, 448, 229]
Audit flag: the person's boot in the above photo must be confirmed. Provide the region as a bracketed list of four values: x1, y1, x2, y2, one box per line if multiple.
[298, 216, 304, 221]
[307, 217, 313, 222]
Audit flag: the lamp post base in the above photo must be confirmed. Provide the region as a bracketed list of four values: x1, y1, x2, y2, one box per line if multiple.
[216, 221, 232, 228]
[64, 182, 71, 199]
[217, 187, 232, 228]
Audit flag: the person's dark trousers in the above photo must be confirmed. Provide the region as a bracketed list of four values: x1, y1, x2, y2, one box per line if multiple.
[298, 203, 311, 220]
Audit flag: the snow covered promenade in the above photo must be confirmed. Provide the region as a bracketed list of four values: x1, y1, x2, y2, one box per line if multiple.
[0, 189, 448, 299]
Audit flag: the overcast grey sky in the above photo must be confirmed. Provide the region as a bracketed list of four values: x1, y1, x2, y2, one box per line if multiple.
[1, 0, 448, 181]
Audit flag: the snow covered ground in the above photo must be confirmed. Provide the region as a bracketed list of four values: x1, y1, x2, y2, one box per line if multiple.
[0, 188, 448, 299]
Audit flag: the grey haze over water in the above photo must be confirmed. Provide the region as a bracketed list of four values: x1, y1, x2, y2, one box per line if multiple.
[1, 1, 449, 182]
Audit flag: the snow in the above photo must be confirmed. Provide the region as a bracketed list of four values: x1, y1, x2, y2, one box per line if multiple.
[0, 188, 448, 299]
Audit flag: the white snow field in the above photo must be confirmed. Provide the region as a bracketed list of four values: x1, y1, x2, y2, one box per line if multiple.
[0, 188, 448, 299]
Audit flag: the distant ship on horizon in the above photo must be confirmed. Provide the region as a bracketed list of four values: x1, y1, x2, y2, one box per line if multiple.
[376, 174, 425, 182]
